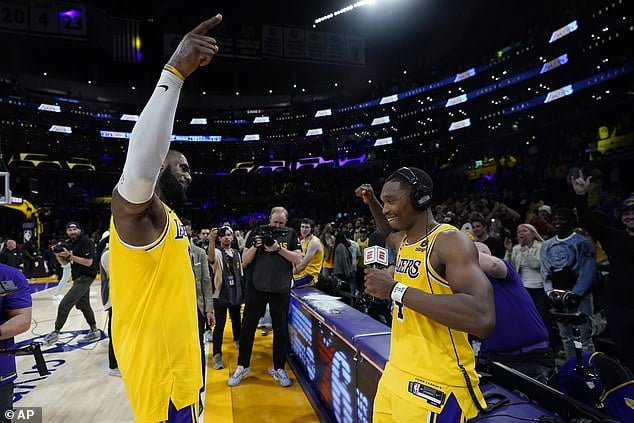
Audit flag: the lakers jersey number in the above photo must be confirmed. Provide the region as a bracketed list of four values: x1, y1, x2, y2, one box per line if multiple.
[109, 203, 202, 422]
[378, 224, 486, 419]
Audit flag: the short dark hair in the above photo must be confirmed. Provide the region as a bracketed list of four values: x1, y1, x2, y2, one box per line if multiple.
[470, 214, 488, 227]
[300, 218, 315, 228]
[218, 227, 233, 237]
[181, 218, 192, 227]
[385, 167, 434, 194]
[552, 207, 577, 225]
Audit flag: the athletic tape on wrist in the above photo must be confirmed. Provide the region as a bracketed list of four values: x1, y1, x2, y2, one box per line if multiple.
[390, 282, 408, 303]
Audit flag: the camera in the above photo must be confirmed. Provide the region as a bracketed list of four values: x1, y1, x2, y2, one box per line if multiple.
[52, 240, 70, 253]
[548, 289, 581, 311]
[253, 225, 289, 248]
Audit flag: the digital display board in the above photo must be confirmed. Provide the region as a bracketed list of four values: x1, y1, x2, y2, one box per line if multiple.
[289, 299, 380, 422]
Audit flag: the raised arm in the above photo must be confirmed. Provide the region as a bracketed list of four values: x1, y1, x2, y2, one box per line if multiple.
[355, 183, 404, 249]
[111, 15, 222, 246]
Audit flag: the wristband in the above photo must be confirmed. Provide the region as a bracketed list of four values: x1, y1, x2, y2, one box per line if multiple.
[390, 282, 408, 303]
[163, 64, 185, 81]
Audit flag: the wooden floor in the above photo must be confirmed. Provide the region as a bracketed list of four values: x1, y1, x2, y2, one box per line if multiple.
[15, 280, 319, 423]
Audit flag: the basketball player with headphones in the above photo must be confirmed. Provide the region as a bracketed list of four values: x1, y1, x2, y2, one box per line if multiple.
[355, 167, 495, 422]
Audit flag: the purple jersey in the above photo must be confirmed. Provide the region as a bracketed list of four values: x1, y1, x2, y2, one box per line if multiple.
[481, 260, 548, 355]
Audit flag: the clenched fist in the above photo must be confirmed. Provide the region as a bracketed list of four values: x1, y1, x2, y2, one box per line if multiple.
[355, 183, 377, 205]
[167, 14, 222, 79]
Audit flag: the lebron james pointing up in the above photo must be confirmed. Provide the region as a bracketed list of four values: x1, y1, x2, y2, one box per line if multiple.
[109, 15, 221, 423]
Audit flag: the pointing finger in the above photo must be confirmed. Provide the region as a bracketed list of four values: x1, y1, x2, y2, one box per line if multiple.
[190, 14, 222, 35]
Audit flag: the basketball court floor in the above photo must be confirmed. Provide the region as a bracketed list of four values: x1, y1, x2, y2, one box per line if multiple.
[14, 278, 319, 422]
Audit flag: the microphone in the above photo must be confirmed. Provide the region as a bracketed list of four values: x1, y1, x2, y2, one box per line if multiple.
[363, 245, 389, 269]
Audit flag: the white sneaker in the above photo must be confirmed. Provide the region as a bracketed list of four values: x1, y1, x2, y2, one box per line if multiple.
[108, 368, 121, 377]
[227, 365, 250, 386]
[43, 331, 59, 345]
[269, 368, 292, 387]
[78, 329, 100, 343]
[212, 353, 224, 370]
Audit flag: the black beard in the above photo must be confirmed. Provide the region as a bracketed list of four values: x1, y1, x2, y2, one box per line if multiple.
[158, 169, 187, 207]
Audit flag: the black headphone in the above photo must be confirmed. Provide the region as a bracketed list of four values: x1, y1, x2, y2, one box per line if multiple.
[394, 167, 432, 211]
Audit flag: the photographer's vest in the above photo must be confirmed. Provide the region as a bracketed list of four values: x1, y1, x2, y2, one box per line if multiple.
[218, 248, 243, 306]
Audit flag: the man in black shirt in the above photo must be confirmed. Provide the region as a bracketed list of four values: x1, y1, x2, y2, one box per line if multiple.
[572, 173, 634, 372]
[0, 240, 19, 269]
[228, 206, 301, 388]
[44, 222, 100, 345]
[471, 214, 506, 258]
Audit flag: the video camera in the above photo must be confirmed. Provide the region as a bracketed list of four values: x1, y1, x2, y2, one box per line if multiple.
[548, 289, 581, 311]
[253, 225, 289, 248]
[52, 240, 71, 254]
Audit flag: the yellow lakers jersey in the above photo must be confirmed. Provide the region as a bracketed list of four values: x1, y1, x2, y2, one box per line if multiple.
[109, 203, 202, 422]
[357, 238, 369, 268]
[294, 236, 324, 283]
[379, 224, 485, 418]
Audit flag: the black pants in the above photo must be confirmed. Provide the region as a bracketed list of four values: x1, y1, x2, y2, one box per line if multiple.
[213, 301, 242, 356]
[238, 288, 290, 370]
[0, 382, 12, 423]
[606, 302, 634, 372]
[55, 275, 96, 331]
[106, 308, 118, 369]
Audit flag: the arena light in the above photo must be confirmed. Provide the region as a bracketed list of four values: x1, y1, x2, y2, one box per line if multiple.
[314, 0, 376, 25]
[190, 118, 208, 125]
[544, 84, 574, 103]
[549, 20, 578, 43]
[315, 109, 332, 117]
[38, 103, 61, 112]
[448, 118, 471, 131]
[100, 130, 130, 139]
[306, 128, 323, 136]
[540, 54, 568, 74]
[454, 68, 476, 83]
[253, 116, 270, 123]
[121, 114, 139, 121]
[171, 134, 222, 142]
[371, 115, 390, 126]
[373, 137, 393, 146]
[244, 134, 260, 141]
[445, 94, 468, 108]
[49, 125, 72, 133]
[379, 94, 398, 105]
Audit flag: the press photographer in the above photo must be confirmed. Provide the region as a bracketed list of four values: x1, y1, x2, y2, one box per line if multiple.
[43, 221, 100, 345]
[228, 206, 302, 388]
[0, 263, 32, 421]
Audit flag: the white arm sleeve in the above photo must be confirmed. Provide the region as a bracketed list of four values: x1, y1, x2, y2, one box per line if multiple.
[116, 70, 184, 204]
